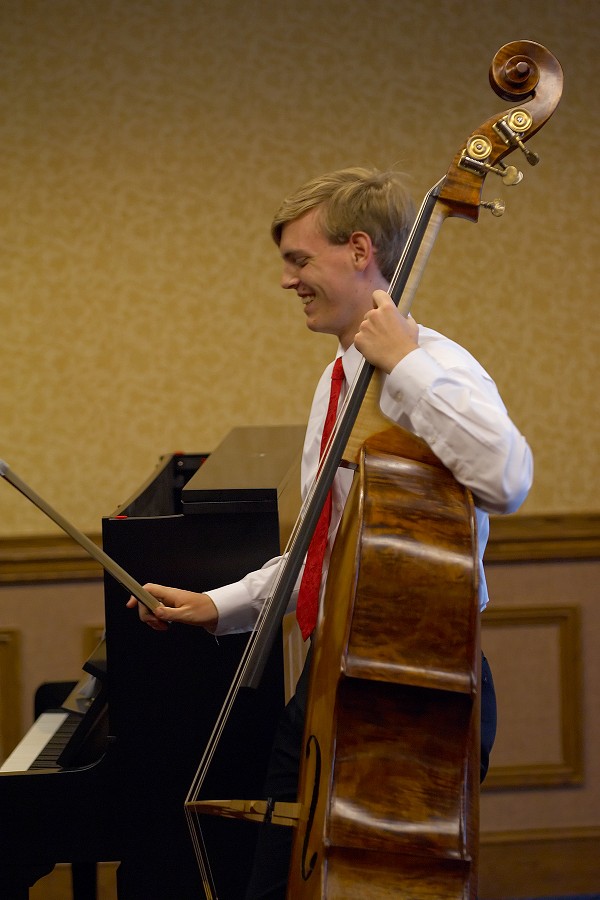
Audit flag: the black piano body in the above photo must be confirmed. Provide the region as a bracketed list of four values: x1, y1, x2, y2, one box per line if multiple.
[0, 425, 304, 898]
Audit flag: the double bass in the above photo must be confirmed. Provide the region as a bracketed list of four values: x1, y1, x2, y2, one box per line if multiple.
[186, 40, 563, 900]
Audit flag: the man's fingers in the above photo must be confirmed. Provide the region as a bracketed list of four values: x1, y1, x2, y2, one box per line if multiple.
[372, 288, 393, 308]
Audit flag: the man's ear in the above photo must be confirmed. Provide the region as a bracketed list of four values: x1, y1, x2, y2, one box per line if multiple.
[348, 231, 374, 271]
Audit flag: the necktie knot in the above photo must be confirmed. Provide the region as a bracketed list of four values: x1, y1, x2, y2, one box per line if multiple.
[331, 357, 344, 381]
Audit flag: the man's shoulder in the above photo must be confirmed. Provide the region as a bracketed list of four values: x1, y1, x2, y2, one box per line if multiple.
[417, 325, 489, 376]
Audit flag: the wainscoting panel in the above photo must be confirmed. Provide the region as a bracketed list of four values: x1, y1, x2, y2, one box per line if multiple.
[482, 605, 583, 789]
[1, 514, 599, 897]
[479, 513, 600, 896]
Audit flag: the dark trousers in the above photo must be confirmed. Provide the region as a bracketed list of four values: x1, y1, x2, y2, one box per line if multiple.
[245, 652, 497, 900]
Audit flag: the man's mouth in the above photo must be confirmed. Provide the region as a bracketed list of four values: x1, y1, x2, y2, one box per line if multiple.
[300, 294, 314, 307]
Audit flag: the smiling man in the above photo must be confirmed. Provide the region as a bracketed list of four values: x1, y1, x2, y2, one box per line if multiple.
[128, 166, 533, 899]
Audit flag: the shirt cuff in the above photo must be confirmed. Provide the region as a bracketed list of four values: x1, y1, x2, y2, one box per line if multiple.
[384, 347, 443, 411]
[206, 581, 259, 635]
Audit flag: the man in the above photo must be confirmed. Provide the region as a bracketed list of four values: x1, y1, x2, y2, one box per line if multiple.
[128, 167, 532, 898]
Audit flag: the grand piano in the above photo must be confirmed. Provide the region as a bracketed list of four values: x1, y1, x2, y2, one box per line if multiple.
[0, 425, 304, 899]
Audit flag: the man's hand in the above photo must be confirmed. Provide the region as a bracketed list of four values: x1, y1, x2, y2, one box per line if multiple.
[126, 585, 219, 632]
[354, 289, 419, 372]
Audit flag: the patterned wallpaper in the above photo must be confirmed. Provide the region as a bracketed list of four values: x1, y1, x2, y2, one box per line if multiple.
[0, 0, 598, 537]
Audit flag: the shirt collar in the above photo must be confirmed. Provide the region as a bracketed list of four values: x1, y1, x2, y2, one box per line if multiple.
[337, 343, 363, 385]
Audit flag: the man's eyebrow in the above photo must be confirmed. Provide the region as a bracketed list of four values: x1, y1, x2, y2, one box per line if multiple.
[281, 249, 308, 262]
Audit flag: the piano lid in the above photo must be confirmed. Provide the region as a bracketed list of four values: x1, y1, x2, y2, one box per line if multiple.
[181, 425, 304, 515]
[82, 636, 107, 680]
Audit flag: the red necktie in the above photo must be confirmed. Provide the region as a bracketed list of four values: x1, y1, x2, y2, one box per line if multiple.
[296, 356, 345, 640]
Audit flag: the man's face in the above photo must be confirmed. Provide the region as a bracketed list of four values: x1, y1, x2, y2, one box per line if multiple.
[278, 208, 372, 350]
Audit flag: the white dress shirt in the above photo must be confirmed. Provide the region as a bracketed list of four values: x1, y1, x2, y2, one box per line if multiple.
[209, 328, 533, 635]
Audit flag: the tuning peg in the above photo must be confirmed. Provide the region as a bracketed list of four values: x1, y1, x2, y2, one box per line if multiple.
[493, 112, 540, 166]
[498, 163, 523, 186]
[480, 198, 506, 217]
[515, 136, 539, 166]
[460, 151, 523, 186]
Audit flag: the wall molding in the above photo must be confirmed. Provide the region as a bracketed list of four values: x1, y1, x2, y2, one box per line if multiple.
[482, 605, 583, 790]
[479, 826, 600, 898]
[1, 513, 599, 585]
[0, 534, 103, 584]
[485, 511, 600, 562]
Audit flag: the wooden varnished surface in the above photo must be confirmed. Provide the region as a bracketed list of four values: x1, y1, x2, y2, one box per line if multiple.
[288, 432, 480, 898]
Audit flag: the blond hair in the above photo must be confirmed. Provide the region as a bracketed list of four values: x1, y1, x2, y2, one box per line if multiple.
[271, 167, 415, 282]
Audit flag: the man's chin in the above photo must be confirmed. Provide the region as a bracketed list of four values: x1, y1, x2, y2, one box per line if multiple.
[305, 319, 328, 336]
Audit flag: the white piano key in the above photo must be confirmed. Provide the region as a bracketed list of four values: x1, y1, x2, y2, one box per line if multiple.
[0, 711, 69, 773]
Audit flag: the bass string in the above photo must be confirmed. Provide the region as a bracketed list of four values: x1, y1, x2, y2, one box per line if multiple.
[183, 181, 447, 900]
[185, 181, 443, 807]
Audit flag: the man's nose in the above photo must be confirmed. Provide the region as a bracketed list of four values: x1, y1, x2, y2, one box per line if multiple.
[281, 268, 299, 290]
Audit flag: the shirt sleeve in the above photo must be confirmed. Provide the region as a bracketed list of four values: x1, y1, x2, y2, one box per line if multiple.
[380, 342, 533, 514]
[207, 554, 300, 636]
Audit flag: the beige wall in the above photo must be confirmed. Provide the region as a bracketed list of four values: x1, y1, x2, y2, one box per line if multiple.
[0, 0, 598, 539]
[0, 580, 105, 749]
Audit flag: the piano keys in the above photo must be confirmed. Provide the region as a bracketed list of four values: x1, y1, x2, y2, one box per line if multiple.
[1, 711, 73, 773]
[1, 647, 107, 776]
[0, 425, 304, 899]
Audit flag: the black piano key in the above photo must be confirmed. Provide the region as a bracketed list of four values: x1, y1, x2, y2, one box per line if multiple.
[29, 713, 82, 770]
